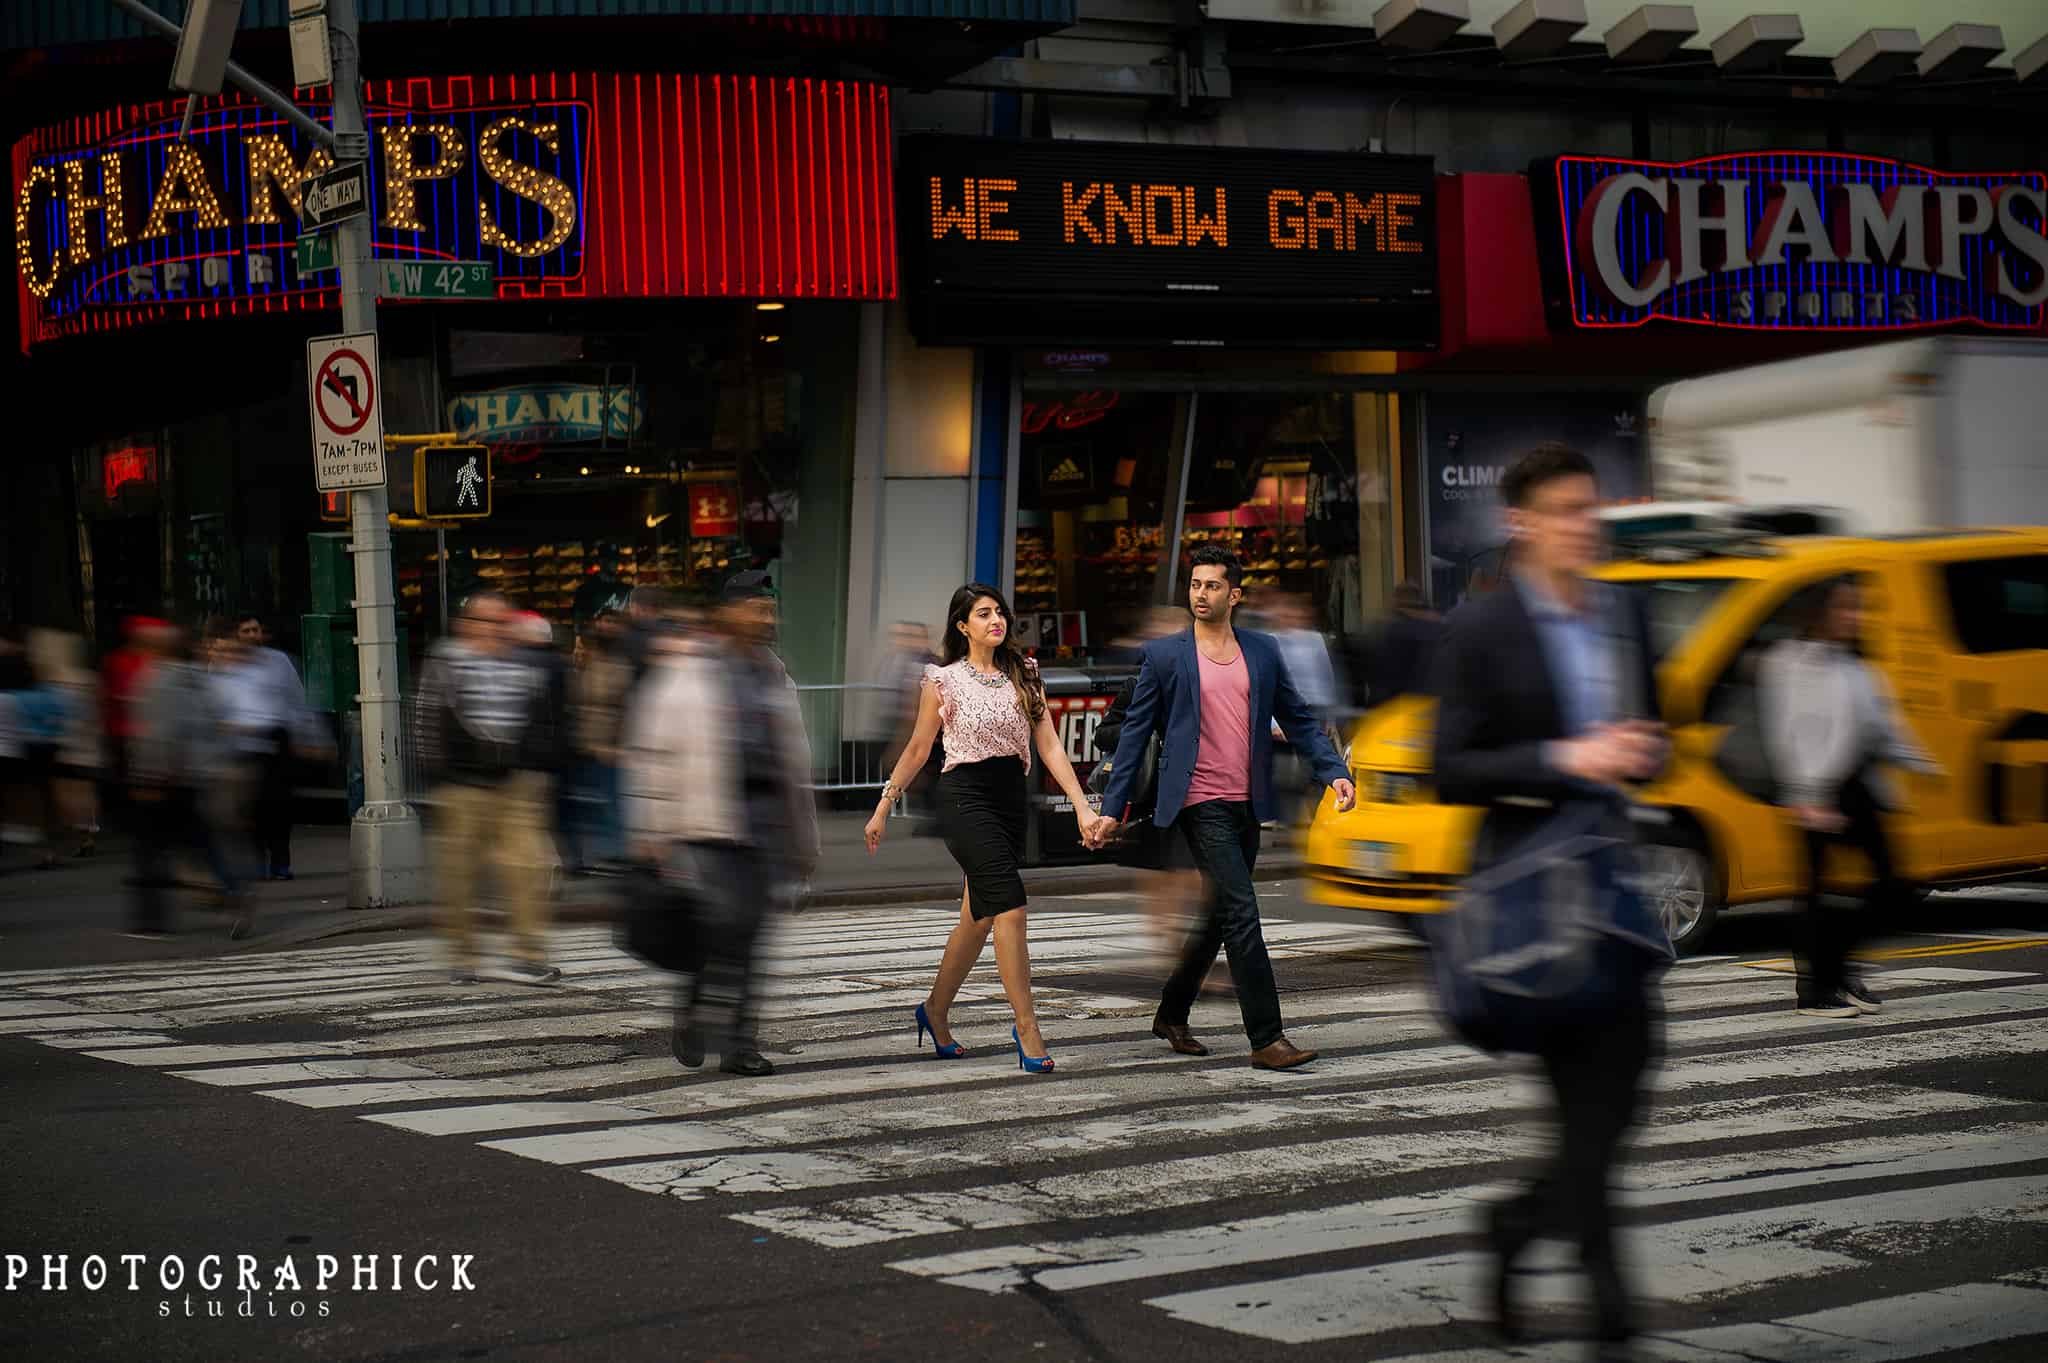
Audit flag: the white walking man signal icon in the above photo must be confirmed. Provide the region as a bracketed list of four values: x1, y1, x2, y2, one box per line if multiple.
[456, 454, 482, 509]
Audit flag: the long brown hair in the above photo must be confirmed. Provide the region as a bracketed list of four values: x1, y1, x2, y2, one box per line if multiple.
[942, 583, 1046, 723]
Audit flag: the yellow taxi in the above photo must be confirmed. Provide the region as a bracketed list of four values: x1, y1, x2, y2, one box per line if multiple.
[1307, 529, 2048, 953]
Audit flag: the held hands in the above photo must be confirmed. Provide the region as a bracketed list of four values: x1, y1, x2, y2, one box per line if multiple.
[1553, 720, 1666, 788]
[1793, 804, 1848, 834]
[1084, 813, 1121, 850]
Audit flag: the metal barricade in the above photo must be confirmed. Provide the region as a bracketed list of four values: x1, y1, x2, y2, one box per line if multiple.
[794, 682, 897, 794]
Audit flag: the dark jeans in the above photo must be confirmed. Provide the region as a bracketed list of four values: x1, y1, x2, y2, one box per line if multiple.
[1799, 773, 1903, 1003]
[247, 730, 295, 876]
[560, 759, 622, 871]
[678, 843, 780, 1056]
[1497, 994, 1656, 1335]
[131, 788, 239, 933]
[1160, 799, 1284, 1050]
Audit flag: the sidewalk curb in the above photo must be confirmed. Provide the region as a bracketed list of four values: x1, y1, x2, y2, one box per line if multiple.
[243, 863, 1308, 948]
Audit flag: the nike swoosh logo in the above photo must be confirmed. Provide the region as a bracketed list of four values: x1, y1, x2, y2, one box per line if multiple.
[646, 512, 673, 529]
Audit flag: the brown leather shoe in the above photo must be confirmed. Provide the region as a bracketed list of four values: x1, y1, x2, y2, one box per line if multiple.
[1250, 1037, 1318, 1070]
[1151, 1012, 1210, 1057]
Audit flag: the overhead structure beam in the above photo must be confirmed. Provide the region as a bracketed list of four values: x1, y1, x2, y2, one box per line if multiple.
[1603, 4, 1697, 64]
[1372, 0, 1468, 52]
[1834, 27, 1921, 85]
[1492, 0, 1587, 60]
[2019, 33, 2048, 83]
[1710, 12, 1802, 72]
[1916, 23, 2003, 81]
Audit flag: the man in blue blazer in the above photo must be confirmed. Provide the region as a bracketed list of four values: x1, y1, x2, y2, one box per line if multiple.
[1095, 546, 1357, 1069]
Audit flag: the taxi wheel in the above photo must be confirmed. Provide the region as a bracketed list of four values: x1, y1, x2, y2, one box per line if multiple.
[1641, 836, 1721, 956]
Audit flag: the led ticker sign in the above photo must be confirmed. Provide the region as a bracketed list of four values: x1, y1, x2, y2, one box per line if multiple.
[899, 135, 1438, 349]
[1542, 152, 2048, 332]
[12, 73, 896, 351]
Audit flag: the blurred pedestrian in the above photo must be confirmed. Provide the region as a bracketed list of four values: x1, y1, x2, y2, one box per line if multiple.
[1428, 443, 1666, 1358]
[512, 609, 572, 880]
[1367, 581, 1444, 706]
[866, 584, 1103, 1074]
[623, 585, 665, 687]
[0, 627, 28, 860]
[564, 609, 631, 874]
[29, 630, 102, 860]
[862, 620, 935, 810]
[1762, 577, 1941, 1020]
[128, 622, 241, 940]
[1268, 591, 1341, 827]
[210, 614, 325, 882]
[1093, 606, 1202, 965]
[625, 576, 819, 1078]
[101, 614, 162, 822]
[1092, 548, 1355, 1070]
[414, 591, 562, 985]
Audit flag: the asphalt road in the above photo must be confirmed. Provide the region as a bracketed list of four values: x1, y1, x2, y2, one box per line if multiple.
[4, 883, 2047, 1363]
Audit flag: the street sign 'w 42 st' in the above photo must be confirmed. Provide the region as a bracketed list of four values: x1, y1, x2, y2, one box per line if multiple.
[377, 260, 493, 300]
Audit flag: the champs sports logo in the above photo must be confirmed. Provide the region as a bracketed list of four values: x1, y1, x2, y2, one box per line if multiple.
[6, 1252, 477, 1321]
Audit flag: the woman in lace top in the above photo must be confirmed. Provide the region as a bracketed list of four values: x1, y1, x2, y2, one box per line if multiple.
[866, 583, 1103, 1072]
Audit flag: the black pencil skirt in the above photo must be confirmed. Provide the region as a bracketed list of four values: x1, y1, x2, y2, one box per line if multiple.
[939, 756, 1029, 920]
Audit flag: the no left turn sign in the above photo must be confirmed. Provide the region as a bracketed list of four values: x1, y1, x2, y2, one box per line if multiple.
[308, 331, 387, 492]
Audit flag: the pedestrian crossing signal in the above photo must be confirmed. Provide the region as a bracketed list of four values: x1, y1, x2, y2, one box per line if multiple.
[415, 443, 492, 520]
[319, 489, 350, 523]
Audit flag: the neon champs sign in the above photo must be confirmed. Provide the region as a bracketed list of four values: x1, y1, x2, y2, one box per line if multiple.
[1548, 153, 2048, 331]
[13, 89, 585, 315]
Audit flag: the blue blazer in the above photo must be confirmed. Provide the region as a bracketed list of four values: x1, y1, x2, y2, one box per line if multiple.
[1101, 627, 1349, 828]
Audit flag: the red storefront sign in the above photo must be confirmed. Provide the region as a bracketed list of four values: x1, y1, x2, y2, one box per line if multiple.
[101, 445, 157, 500]
[688, 482, 741, 539]
[12, 72, 896, 351]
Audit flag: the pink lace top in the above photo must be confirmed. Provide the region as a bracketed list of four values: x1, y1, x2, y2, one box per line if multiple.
[926, 660, 1035, 773]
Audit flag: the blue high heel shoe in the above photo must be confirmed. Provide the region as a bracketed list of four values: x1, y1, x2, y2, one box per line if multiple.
[1012, 1025, 1055, 1074]
[915, 1002, 966, 1060]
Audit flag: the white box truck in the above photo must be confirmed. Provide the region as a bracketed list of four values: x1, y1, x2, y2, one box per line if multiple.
[1646, 337, 2048, 534]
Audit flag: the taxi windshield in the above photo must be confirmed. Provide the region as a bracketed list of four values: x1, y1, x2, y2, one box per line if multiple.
[1635, 578, 1739, 661]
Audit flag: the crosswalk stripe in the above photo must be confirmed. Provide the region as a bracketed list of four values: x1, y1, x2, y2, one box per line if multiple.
[889, 1123, 2048, 1293]
[1141, 1174, 2048, 1343]
[728, 1041, 2048, 1246]
[9, 900, 2048, 1363]
[1370, 1281, 2048, 1363]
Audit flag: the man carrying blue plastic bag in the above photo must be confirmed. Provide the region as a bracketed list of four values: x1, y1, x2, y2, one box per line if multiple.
[1428, 442, 1672, 1362]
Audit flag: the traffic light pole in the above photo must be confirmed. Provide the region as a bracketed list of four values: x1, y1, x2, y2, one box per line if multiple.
[331, 0, 426, 907]
[105, 0, 423, 905]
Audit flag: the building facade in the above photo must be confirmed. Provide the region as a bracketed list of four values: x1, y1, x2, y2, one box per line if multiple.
[8, 0, 2048, 709]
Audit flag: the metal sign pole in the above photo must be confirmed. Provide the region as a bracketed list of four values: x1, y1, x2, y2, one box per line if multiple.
[332, 0, 425, 906]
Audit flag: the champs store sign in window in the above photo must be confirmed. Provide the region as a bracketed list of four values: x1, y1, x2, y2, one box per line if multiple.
[11, 73, 896, 350]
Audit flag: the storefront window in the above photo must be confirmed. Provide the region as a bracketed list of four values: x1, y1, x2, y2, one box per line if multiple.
[1013, 386, 1399, 665]
[1014, 389, 1183, 661]
[1185, 392, 1390, 637]
[398, 304, 823, 646]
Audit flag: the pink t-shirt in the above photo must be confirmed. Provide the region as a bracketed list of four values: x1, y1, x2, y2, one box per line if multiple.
[926, 661, 1034, 773]
[1184, 645, 1251, 805]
